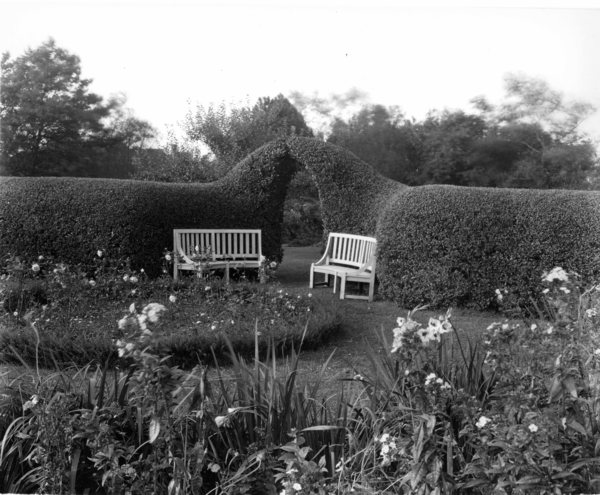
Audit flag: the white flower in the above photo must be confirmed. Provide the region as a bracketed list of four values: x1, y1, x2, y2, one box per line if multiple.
[528, 423, 538, 433]
[307, 293, 312, 298]
[129, 303, 136, 313]
[586, 308, 598, 318]
[129, 276, 138, 284]
[476, 416, 491, 429]
[542, 288, 550, 294]
[205, 286, 211, 291]
[391, 326, 407, 353]
[495, 288, 503, 301]
[97, 250, 103, 257]
[169, 294, 177, 303]
[269, 261, 277, 269]
[379, 433, 390, 443]
[31, 263, 40, 272]
[165, 253, 172, 261]
[559, 286, 571, 294]
[23, 394, 40, 410]
[118, 317, 128, 330]
[545, 326, 554, 335]
[123, 274, 130, 282]
[594, 348, 600, 355]
[425, 373, 437, 386]
[543, 267, 569, 283]
[530, 323, 538, 331]
[215, 416, 228, 428]
[142, 302, 167, 323]
[89, 279, 96, 287]
[211, 324, 217, 330]
[292, 483, 302, 491]
[208, 462, 221, 473]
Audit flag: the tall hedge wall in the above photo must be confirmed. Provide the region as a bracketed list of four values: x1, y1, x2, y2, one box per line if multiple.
[376, 184, 600, 310]
[0, 139, 296, 276]
[286, 137, 404, 237]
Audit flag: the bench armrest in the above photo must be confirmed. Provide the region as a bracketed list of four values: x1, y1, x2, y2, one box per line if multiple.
[175, 245, 196, 265]
[312, 236, 333, 266]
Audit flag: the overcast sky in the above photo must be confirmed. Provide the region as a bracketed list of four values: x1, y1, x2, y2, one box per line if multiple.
[2, 0, 600, 143]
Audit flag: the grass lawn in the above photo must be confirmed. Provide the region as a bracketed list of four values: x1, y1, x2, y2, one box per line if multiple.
[276, 245, 501, 382]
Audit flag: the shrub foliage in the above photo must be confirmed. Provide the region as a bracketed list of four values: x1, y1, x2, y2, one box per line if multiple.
[287, 136, 403, 237]
[0, 139, 296, 276]
[3, 134, 600, 310]
[377, 184, 600, 309]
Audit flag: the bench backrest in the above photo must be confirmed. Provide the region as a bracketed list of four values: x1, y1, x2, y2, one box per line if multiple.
[174, 229, 262, 260]
[326, 232, 377, 271]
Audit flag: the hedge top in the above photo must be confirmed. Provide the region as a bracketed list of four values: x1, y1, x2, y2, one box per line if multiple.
[287, 136, 405, 237]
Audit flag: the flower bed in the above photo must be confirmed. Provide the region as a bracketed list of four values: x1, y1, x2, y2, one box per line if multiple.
[2, 262, 600, 494]
[0, 253, 341, 368]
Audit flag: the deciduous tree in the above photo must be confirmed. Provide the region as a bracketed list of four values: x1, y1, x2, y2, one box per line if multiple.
[0, 39, 153, 177]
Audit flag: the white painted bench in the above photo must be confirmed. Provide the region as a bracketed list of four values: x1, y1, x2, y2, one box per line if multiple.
[173, 229, 263, 282]
[309, 232, 377, 302]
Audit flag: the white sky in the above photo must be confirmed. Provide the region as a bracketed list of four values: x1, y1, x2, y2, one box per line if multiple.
[2, 0, 600, 143]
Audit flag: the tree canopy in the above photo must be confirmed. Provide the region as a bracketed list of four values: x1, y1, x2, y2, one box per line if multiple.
[185, 94, 312, 174]
[0, 39, 153, 177]
[325, 74, 598, 190]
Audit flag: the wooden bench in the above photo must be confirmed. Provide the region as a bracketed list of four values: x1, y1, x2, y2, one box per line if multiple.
[173, 229, 263, 282]
[309, 232, 377, 302]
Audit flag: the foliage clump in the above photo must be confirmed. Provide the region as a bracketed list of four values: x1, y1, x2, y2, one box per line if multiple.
[0, 139, 296, 276]
[0, 252, 338, 368]
[376, 184, 600, 310]
[286, 136, 404, 238]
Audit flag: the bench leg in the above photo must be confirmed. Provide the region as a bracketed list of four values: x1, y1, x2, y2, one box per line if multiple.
[339, 273, 346, 300]
[224, 262, 230, 284]
[368, 280, 375, 302]
[309, 266, 314, 289]
[173, 265, 178, 281]
[333, 273, 337, 294]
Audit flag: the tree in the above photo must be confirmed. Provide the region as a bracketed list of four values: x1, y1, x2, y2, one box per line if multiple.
[415, 110, 487, 185]
[185, 94, 312, 173]
[0, 38, 153, 177]
[469, 73, 597, 189]
[328, 104, 421, 183]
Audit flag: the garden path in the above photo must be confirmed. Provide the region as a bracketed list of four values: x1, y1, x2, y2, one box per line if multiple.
[275, 246, 500, 386]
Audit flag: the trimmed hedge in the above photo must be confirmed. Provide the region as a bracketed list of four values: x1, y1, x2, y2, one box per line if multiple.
[376, 185, 600, 310]
[0, 139, 296, 276]
[286, 137, 404, 237]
